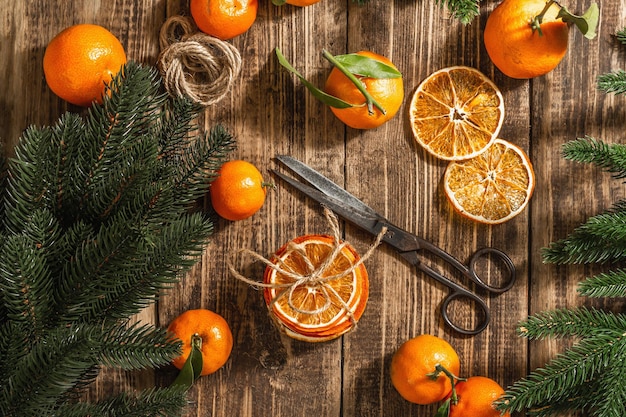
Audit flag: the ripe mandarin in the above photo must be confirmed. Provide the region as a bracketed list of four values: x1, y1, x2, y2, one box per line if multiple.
[190, 0, 258, 40]
[390, 334, 461, 405]
[210, 160, 268, 221]
[168, 309, 233, 376]
[484, 0, 569, 79]
[449, 376, 511, 417]
[43, 24, 127, 107]
[324, 51, 404, 129]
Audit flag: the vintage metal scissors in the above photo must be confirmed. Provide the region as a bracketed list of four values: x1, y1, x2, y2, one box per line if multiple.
[271, 155, 516, 335]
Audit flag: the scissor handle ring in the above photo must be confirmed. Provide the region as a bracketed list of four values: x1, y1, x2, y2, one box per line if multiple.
[468, 247, 516, 294]
[440, 290, 491, 335]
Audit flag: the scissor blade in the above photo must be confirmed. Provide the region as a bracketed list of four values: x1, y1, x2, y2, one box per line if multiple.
[274, 155, 379, 218]
[270, 168, 382, 236]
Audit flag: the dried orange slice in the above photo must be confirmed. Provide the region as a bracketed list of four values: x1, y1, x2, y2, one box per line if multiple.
[263, 234, 369, 342]
[409, 66, 504, 161]
[443, 138, 535, 224]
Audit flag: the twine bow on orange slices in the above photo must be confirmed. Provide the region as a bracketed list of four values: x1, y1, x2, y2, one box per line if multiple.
[228, 208, 386, 341]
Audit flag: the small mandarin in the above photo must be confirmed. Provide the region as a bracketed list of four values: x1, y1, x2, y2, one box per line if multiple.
[484, 0, 569, 79]
[390, 334, 460, 405]
[190, 0, 258, 40]
[449, 376, 510, 417]
[168, 309, 233, 376]
[324, 51, 404, 129]
[43, 24, 127, 107]
[210, 160, 268, 221]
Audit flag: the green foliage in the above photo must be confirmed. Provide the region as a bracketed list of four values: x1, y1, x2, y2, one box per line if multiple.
[617, 27, 626, 44]
[497, 138, 626, 416]
[0, 62, 235, 416]
[597, 28, 626, 94]
[500, 31, 626, 411]
[434, 0, 480, 24]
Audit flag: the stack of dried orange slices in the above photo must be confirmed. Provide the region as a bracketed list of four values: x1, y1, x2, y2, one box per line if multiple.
[262, 234, 369, 342]
[409, 66, 535, 224]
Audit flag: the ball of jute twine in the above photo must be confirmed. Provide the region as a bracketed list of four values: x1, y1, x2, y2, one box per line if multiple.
[228, 207, 387, 327]
[157, 16, 242, 106]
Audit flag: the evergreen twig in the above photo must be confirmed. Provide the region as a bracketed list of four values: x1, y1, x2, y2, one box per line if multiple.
[598, 70, 626, 95]
[434, 0, 480, 24]
[0, 61, 235, 416]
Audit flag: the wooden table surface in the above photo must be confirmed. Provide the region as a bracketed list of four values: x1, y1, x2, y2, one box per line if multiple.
[2, 0, 625, 416]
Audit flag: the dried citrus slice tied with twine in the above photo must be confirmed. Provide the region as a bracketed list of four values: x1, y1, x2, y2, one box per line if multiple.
[409, 66, 504, 161]
[229, 208, 384, 342]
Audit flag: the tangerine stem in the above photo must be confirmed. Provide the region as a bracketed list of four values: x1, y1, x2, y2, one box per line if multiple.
[321, 49, 386, 116]
[191, 333, 203, 350]
[530, 0, 558, 35]
[427, 364, 466, 405]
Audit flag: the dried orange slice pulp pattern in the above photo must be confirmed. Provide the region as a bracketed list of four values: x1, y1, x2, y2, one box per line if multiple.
[444, 138, 535, 224]
[263, 234, 369, 342]
[410, 66, 504, 161]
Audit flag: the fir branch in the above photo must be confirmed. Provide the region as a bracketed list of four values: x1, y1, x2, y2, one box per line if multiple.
[497, 333, 626, 414]
[598, 70, 626, 95]
[577, 268, 626, 297]
[169, 124, 236, 204]
[0, 62, 235, 415]
[562, 137, 626, 179]
[517, 307, 626, 340]
[99, 323, 181, 370]
[1, 324, 105, 416]
[0, 213, 61, 334]
[618, 27, 626, 44]
[541, 211, 626, 264]
[434, 0, 480, 24]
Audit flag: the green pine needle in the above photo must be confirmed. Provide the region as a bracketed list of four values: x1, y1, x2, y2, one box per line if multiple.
[562, 137, 626, 179]
[517, 307, 626, 340]
[434, 0, 480, 24]
[598, 70, 626, 95]
[578, 269, 626, 298]
[497, 333, 626, 414]
[617, 27, 626, 44]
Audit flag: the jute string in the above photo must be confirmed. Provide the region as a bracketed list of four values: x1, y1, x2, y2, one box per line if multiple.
[157, 16, 242, 106]
[228, 208, 387, 326]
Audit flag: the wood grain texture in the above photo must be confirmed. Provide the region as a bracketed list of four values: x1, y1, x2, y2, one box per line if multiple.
[1, 0, 623, 416]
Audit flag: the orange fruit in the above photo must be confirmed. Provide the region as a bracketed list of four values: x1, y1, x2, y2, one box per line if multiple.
[190, 0, 258, 41]
[209, 160, 268, 221]
[409, 66, 504, 161]
[484, 0, 569, 79]
[390, 334, 461, 405]
[448, 376, 510, 417]
[167, 309, 233, 376]
[43, 24, 127, 107]
[443, 138, 535, 224]
[263, 234, 369, 342]
[324, 51, 404, 129]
